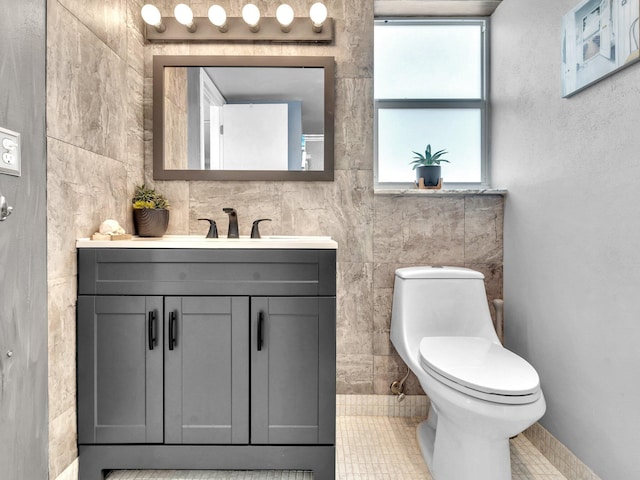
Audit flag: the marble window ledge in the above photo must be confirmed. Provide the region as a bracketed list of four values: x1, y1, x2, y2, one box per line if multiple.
[374, 188, 507, 196]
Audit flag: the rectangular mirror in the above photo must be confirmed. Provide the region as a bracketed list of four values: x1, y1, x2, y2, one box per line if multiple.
[153, 55, 335, 181]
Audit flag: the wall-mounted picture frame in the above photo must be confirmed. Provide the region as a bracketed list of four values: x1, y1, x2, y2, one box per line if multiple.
[561, 0, 639, 97]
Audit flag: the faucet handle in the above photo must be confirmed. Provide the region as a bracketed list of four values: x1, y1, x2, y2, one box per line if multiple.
[250, 218, 272, 239]
[198, 218, 218, 238]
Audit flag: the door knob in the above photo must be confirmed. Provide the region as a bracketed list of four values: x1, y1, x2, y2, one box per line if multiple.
[0, 195, 13, 221]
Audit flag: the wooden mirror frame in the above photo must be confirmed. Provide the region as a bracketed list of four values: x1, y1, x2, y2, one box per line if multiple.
[152, 55, 335, 181]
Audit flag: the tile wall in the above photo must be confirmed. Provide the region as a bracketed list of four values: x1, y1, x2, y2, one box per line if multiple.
[142, 0, 505, 397]
[46, 0, 504, 478]
[47, 0, 146, 477]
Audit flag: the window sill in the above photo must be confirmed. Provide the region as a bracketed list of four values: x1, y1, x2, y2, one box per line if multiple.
[374, 187, 507, 197]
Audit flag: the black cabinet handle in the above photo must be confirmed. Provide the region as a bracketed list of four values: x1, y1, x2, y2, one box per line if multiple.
[148, 311, 157, 350]
[169, 311, 177, 350]
[257, 311, 264, 351]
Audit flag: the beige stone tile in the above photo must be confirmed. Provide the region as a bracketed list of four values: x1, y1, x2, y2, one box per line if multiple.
[336, 262, 374, 356]
[51, 459, 78, 480]
[401, 197, 465, 264]
[467, 263, 503, 298]
[337, 354, 373, 394]
[47, 138, 131, 277]
[334, 0, 374, 78]
[374, 196, 465, 265]
[373, 352, 424, 396]
[464, 194, 504, 264]
[123, 162, 146, 234]
[143, 75, 154, 179]
[188, 181, 282, 237]
[334, 77, 373, 171]
[372, 287, 392, 355]
[372, 262, 399, 289]
[58, 0, 128, 58]
[48, 277, 77, 421]
[148, 180, 189, 235]
[48, 406, 78, 480]
[47, 0, 129, 161]
[280, 170, 373, 263]
[127, 0, 145, 76]
[127, 66, 145, 169]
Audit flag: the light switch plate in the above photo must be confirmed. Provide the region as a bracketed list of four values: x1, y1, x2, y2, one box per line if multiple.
[0, 126, 21, 177]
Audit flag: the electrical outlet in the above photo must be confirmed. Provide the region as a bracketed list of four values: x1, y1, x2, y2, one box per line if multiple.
[0, 126, 21, 177]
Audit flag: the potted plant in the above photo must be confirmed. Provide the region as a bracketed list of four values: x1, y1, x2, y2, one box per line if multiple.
[132, 184, 170, 237]
[410, 144, 450, 187]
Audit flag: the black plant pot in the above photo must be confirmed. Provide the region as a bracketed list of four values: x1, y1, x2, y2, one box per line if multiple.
[133, 208, 169, 237]
[415, 165, 441, 187]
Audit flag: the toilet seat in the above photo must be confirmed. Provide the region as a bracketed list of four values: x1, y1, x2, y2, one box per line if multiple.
[419, 336, 541, 405]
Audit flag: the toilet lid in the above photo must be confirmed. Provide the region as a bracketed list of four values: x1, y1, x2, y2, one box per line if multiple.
[419, 336, 541, 405]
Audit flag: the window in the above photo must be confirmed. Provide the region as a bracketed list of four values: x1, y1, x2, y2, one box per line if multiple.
[374, 19, 489, 188]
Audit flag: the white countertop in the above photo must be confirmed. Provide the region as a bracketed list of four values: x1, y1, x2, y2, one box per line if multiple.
[77, 235, 338, 250]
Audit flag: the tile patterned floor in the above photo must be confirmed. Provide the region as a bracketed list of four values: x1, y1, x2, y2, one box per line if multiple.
[106, 416, 567, 480]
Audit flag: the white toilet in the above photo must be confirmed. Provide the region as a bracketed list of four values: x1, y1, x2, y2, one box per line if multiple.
[390, 266, 546, 480]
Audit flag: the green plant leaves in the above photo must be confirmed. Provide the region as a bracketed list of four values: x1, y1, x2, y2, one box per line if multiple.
[132, 184, 170, 210]
[409, 144, 450, 166]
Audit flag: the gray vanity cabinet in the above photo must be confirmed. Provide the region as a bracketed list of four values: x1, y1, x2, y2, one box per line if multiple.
[77, 296, 164, 444]
[76, 248, 336, 480]
[164, 296, 250, 444]
[77, 295, 249, 446]
[251, 296, 335, 445]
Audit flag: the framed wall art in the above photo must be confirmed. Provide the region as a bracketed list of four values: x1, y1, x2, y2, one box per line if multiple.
[561, 0, 639, 97]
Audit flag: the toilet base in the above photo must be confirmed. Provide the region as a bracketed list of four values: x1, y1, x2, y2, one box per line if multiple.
[416, 417, 511, 480]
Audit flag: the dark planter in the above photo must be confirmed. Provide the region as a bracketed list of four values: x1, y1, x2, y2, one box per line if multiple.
[133, 208, 169, 237]
[415, 165, 441, 187]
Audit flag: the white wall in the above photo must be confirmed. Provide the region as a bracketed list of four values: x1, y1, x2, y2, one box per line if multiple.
[491, 1, 640, 478]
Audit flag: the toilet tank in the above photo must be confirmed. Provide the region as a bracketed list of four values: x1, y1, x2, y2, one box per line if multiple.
[390, 266, 499, 368]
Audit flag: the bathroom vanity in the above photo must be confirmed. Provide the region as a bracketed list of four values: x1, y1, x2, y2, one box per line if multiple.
[75, 237, 337, 480]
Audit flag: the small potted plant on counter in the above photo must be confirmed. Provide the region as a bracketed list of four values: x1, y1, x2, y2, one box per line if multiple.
[132, 184, 170, 237]
[410, 144, 450, 188]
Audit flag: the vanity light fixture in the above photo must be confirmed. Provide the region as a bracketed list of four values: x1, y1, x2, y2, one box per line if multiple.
[174, 3, 197, 32]
[241, 3, 261, 32]
[141, 4, 165, 32]
[208, 5, 228, 32]
[141, 2, 333, 43]
[276, 4, 295, 33]
[309, 2, 327, 32]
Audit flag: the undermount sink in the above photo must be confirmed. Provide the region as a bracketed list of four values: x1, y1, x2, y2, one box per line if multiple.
[77, 234, 337, 249]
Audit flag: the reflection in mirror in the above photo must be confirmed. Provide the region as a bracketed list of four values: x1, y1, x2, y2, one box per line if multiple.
[153, 56, 335, 181]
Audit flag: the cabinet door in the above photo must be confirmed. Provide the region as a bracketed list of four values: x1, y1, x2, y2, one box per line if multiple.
[77, 296, 164, 444]
[164, 297, 249, 444]
[251, 297, 336, 445]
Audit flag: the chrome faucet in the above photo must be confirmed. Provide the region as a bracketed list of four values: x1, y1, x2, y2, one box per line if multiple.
[223, 208, 239, 238]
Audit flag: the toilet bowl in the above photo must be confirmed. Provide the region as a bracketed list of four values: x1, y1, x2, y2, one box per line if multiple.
[390, 266, 546, 480]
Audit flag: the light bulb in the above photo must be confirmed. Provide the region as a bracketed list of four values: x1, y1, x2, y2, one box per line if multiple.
[174, 3, 196, 31]
[141, 4, 165, 31]
[242, 3, 261, 32]
[309, 2, 327, 32]
[208, 5, 228, 31]
[276, 4, 294, 32]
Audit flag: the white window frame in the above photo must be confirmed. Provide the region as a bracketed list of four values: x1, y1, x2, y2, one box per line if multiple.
[374, 18, 490, 189]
